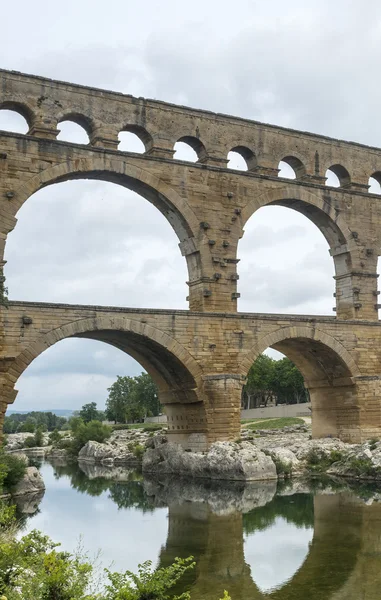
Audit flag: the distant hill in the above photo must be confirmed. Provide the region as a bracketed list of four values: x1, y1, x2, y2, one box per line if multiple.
[6, 409, 74, 418]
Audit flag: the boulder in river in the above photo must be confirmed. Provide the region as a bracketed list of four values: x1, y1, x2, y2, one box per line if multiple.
[143, 437, 277, 481]
[12, 466, 45, 496]
[78, 440, 140, 466]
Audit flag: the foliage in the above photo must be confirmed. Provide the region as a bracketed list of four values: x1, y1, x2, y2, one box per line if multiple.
[274, 458, 292, 477]
[0, 506, 228, 600]
[368, 438, 379, 451]
[0, 451, 26, 491]
[69, 420, 112, 455]
[244, 417, 304, 431]
[129, 443, 145, 459]
[103, 556, 195, 600]
[242, 354, 308, 409]
[23, 436, 37, 448]
[346, 457, 381, 478]
[0, 269, 8, 308]
[34, 426, 45, 447]
[306, 448, 344, 474]
[79, 401, 105, 424]
[3, 411, 67, 434]
[106, 373, 160, 424]
[48, 428, 62, 446]
[68, 415, 84, 433]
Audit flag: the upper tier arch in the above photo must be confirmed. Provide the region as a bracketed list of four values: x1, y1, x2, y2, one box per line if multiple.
[9, 157, 199, 243]
[240, 184, 359, 265]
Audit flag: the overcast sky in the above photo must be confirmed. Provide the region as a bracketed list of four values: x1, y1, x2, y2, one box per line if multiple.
[1, 0, 381, 411]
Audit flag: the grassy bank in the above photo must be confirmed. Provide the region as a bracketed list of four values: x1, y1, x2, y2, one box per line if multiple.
[241, 417, 305, 431]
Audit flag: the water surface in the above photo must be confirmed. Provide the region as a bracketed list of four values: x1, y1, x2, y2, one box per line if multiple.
[22, 461, 381, 599]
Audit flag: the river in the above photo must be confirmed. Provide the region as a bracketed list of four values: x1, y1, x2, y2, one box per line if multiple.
[20, 461, 381, 599]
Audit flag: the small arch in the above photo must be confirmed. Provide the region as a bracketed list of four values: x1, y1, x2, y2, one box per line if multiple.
[0, 101, 34, 130]
[118, 125, 152, 153]
[228, 146, 256, 171]
[325, 164, 351, 188]
[368, 172, 381, 195]
[278, 156, 306, 180]
[174, 136, 207, 163]
[57, 113, 93, 144]
[0, 109, 29, 135]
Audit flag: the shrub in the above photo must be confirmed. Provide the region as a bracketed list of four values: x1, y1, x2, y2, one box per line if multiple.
[34, 426, 44, 447]
[104, 556, 195, 600]
[70, 420, 112, 455]
[132, 444, 145, 459]
[0, 453, 27, 490]
[57, 438, 72, 450]
[48, 429, 62, 446]
[111, 424, 131, 431]
[274, 459, 292, 478]
[306, 448, 345, 474]
[142, 424, 163, 432]
[368, 438, 379, 451]
[24, 436, 36, 448]
[347, 457, 381, 478]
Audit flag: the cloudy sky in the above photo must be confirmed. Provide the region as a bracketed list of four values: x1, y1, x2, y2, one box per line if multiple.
[1, 0, 380, 411]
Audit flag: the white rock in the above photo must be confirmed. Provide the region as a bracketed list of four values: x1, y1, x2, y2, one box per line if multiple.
[143, 438, 277, 481]
[12, 467, 45, 496]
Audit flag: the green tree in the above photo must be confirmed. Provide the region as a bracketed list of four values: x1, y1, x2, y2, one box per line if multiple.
[18, 417, 36, 433]
[106, 376, 134, 423]
[273, 357, 308, 404]
[242, 354, 308, 408]
[79, 402, 103, 424]
[243, 354, 276, 409]
[106, 373, 159, 424]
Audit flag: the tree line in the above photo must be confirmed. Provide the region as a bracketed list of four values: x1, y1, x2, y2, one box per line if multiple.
[4, 357, 308, 431]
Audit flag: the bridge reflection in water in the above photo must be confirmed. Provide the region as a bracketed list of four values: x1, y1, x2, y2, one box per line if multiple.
[44, 462, 381, 600]
[153, 482, 381, 600]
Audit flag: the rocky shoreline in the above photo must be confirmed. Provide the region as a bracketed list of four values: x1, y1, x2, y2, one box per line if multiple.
[6, 424, 381, 482]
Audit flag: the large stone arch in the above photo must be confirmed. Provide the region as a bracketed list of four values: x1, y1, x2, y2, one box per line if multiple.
[8, 315, 208, 450]
[241, 325, 362, 442]
[2, 157, 203, 295]
[240, 184, 362, 319]
[11, 157, 199, 240]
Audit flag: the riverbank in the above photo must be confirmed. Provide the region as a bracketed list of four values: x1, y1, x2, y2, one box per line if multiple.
[6, 422, 381, 482]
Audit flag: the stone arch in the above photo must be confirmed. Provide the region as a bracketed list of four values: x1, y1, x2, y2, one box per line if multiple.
[241, 325, 360, 377]
[277, 155, 306, 179]
[242, 325, 361, 443]
[8, 315, 207, 448]
[10, 157, 199, 239]
[118, 124, 153, 152]
[5, 157, 202, 288]
[0, 100, 35, 129]
[241, 325, 361, 442]
[174, 136, 207, 162]
[241, 185, 355, 257]
[57, 111, 95, 138]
